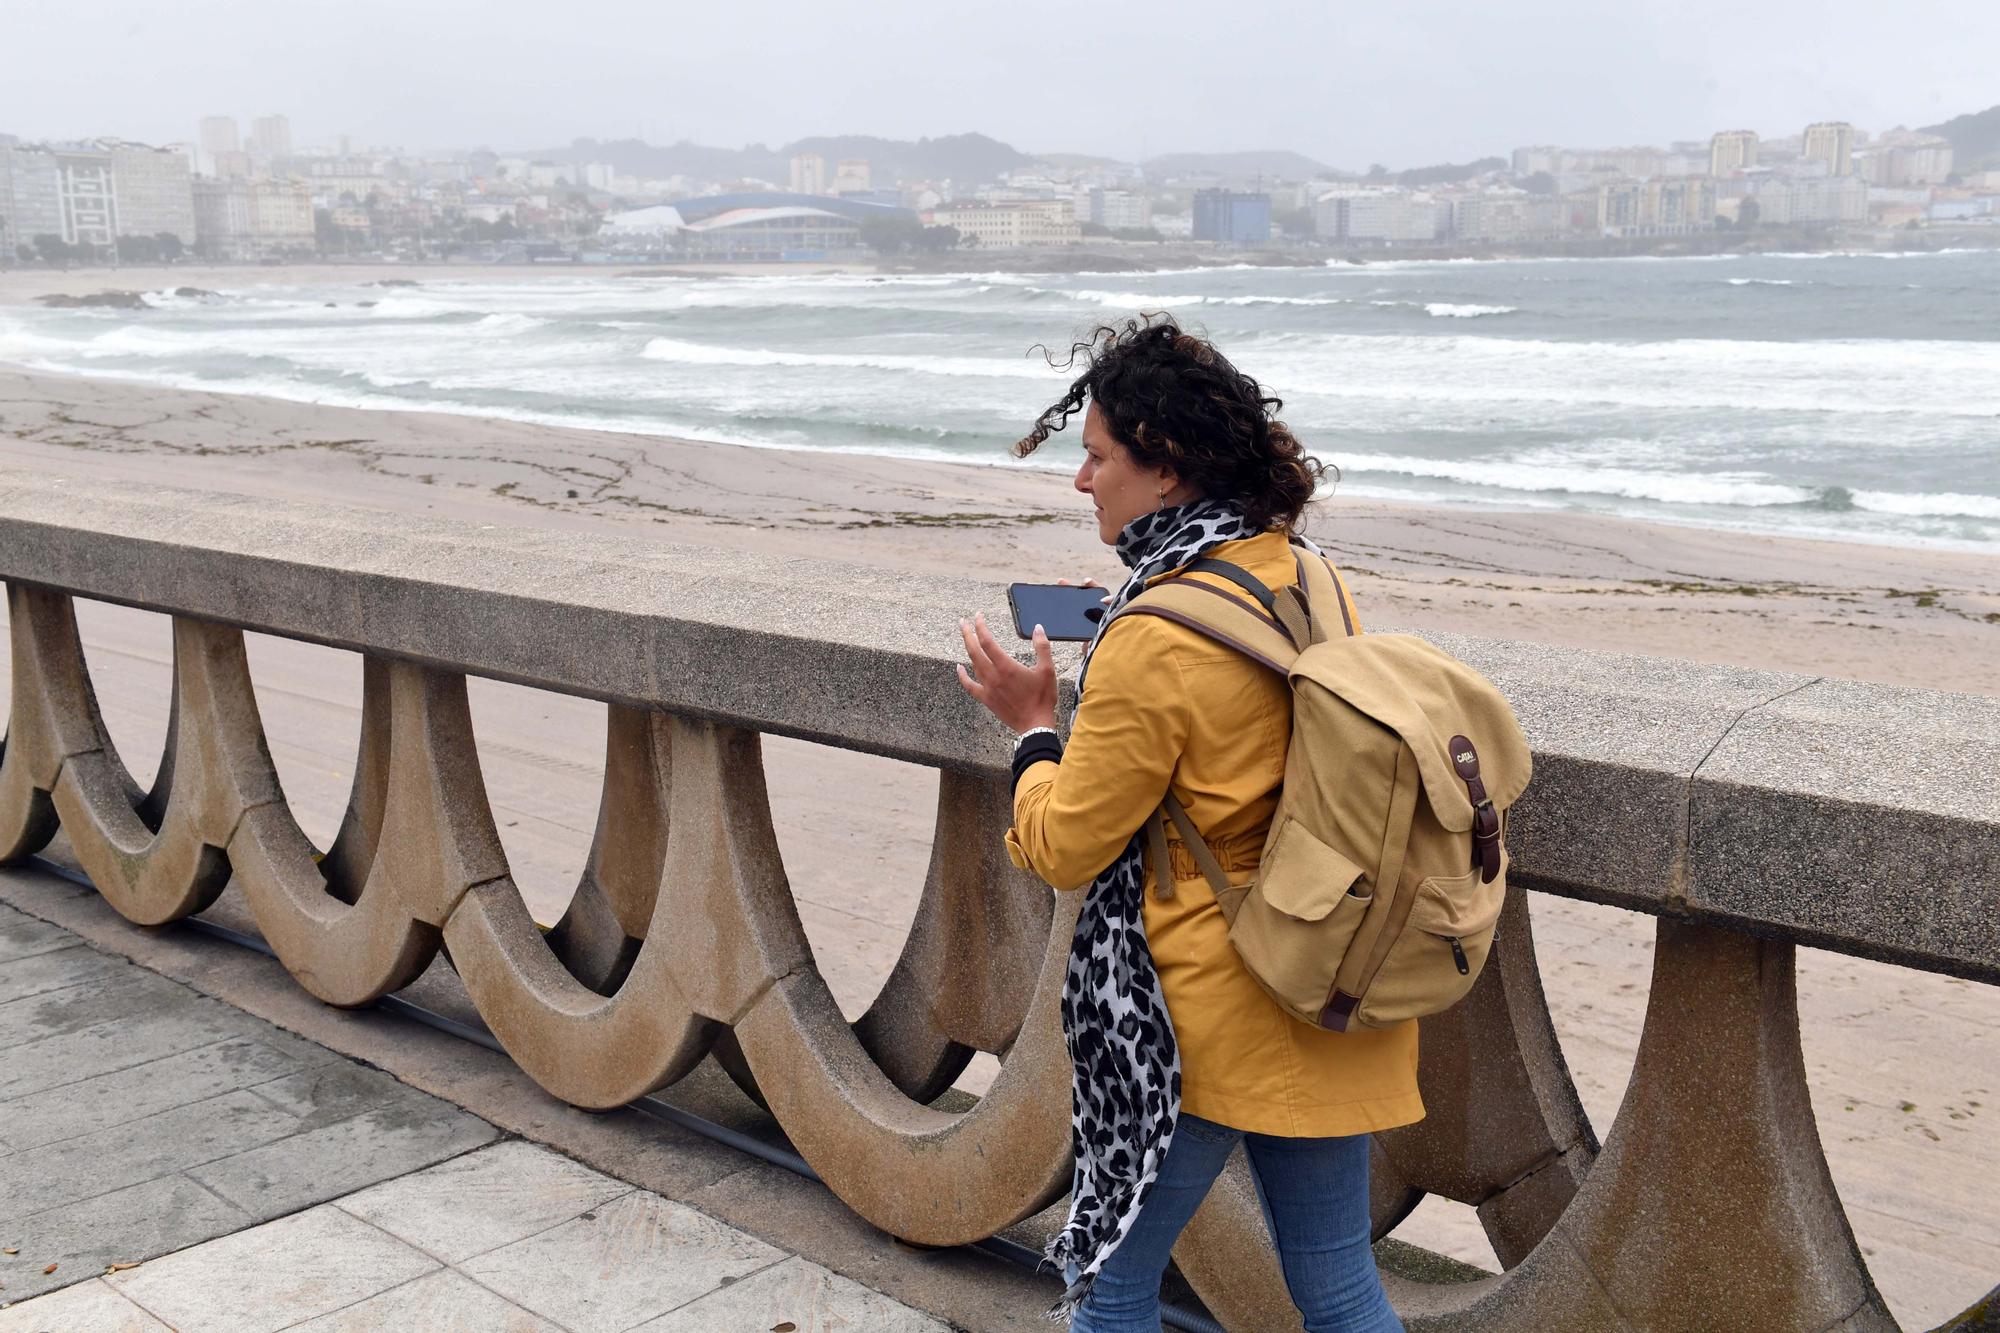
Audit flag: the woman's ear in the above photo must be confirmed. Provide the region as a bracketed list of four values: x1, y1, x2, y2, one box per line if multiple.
[1156, 464, 1196, 506]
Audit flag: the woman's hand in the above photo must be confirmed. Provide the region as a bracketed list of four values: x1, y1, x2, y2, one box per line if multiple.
[956, 612, 1057, 734]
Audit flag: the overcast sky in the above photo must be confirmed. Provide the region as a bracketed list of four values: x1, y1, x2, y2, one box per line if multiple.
[3, 0, 1992, 167]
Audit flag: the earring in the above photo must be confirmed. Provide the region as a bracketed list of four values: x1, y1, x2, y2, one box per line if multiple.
[1155, 488, 1167, 512]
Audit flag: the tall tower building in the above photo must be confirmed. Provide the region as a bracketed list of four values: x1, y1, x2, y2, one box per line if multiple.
[249, 114, 292, 160]
[197, 116, 240, 175]
[1709, 130, 1759, 176]
[1802, 122, 1854, 176]
[789, 153, 826, 194]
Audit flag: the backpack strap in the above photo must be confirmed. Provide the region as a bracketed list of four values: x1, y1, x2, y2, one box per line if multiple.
[1184, 557, 1280, 615]
[1151, 792, 1248, 912]
[1112, 578, 1301, 674]
[1119, 554, 1361, 906]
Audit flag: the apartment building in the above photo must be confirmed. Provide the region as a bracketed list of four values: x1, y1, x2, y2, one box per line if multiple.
[1089, 188, 1151, 231]
[1312, 188, 1438, 242]
[930, 198, 1080, 248]
[0, 145, 64, 252]
[193, 176, 314, 258]
[1750, 175, 1867, 226]
[1596, 178, 1717, 236]
[1709, 130, 1759, 176]
[1802, 122, 1856, 177]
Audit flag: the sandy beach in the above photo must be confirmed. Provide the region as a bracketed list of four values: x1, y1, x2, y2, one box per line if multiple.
[1, 365, 1993, 695]
[0, 329, 1994, 1321]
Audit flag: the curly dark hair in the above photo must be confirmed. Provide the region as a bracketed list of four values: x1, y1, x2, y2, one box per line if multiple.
[1015, 314, 1331, 533]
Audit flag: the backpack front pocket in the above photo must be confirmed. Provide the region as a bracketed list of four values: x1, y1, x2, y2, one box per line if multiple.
[1229, 818, 1377, 1024]
[1354, 852, 1508, 1028]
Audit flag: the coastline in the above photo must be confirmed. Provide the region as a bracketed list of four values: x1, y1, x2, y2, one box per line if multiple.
[2, 366, 1993, 695]
[2, 222, 1995, 304]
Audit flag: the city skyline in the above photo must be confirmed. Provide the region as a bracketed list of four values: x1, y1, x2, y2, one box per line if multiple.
[1, 0, 1993, 168]
[8, 105, 1984, 182]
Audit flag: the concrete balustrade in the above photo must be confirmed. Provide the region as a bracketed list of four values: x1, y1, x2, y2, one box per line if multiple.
[0, 470, 1993, 1332]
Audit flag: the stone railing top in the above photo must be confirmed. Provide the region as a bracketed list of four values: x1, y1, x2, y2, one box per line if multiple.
[2, 468, 1995, 983]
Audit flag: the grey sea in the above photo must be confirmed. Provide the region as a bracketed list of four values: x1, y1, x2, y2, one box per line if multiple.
[3, 247, 1997, 550]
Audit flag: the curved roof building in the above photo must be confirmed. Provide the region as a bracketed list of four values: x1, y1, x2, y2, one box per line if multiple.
[603, 190, 915, 260]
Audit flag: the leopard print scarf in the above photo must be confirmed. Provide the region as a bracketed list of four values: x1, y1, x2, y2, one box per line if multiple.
[1045, 497, 1259, 1321]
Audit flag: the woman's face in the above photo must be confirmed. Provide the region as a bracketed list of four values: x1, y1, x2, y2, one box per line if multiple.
[1075, 403, 1184, 545]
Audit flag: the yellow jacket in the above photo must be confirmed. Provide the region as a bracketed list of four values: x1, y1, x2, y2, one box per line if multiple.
[1006, 530, 1423, 1137]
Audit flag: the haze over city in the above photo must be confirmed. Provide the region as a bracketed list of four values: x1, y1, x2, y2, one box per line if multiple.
[4, 0, 1996, 165]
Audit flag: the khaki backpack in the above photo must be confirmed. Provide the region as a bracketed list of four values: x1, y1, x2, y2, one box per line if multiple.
[1116, 550, 1532, 1032]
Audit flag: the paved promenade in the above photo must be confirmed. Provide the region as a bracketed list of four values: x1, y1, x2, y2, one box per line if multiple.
[0, 899, 954, 1331]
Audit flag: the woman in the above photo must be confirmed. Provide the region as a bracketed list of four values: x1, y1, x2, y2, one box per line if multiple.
[955, 317, 1418, 1332]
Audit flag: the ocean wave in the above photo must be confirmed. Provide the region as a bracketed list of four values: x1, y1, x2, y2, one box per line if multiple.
[1252, 333, 2000, 417]
[1334, 450, 1823, 508]
[637, 335, 1055, 379]
[1847, 488, 2000, 520]
[467, 312, 548, 333]
[1427, 302, 1516, 317]
[1725, 278, 1796, 287]
[1364, 300, 1518, 317]
[1052, 287, 1353, 309]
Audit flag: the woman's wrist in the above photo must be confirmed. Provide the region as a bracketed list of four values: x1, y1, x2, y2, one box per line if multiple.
[1011, 727, 1065, 787]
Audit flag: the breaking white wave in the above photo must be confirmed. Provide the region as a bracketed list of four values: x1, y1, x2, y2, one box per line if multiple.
[638, 335, 1053, 379]
[1333, 450, 1817, 508]
[1052, 287, 1353, 310]
[1847, 489, 2000, 520]
[1366, 300, 1518, 318]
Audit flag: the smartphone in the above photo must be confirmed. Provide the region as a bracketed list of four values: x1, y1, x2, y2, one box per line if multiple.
[1007, 583, 1110, 642]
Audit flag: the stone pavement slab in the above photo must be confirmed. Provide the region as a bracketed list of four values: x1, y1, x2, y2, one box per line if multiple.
[186, 1099, 499, 1223]
[336, 1138, 635, 1265]
[0, 871, 1053, 1329]
[0, 901, 494, 1305]
[5, 1139, 955, 1332]
[458, 1189, 786, 1333]
[635, 1255, 953, 1332]
[0, 1278, 168, 1332]
[287, 1269, 561, 1332]
[0, 1037, 309, 1152]
[0, 1176, 251, 1312]
[103, 1204, 440, 1333]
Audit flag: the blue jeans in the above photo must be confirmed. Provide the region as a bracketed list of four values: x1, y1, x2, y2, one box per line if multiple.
[1066, 1114, 1402, 1333]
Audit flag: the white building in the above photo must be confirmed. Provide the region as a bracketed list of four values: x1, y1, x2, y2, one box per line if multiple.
[929, 198, 1080, 248]
[789, 153, 827, 194]
[0, 145, 64, 252]
[1860, 138, 1955, 186]
[197, 116, 239, 175]
[1751, 174, 1867, 225]
[1314, 188, 1440, 242]
[104, 142, 197, 241]
[1089, 188, 1151, 231]
[249, 114, 292, 160]
[1450, 190, 1565, 242]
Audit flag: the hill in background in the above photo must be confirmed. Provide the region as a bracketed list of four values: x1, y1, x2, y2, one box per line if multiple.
[1141, 149, 1337, 181]
[542, 132, 1031, 187]
[1921, 103, 2000, 172]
